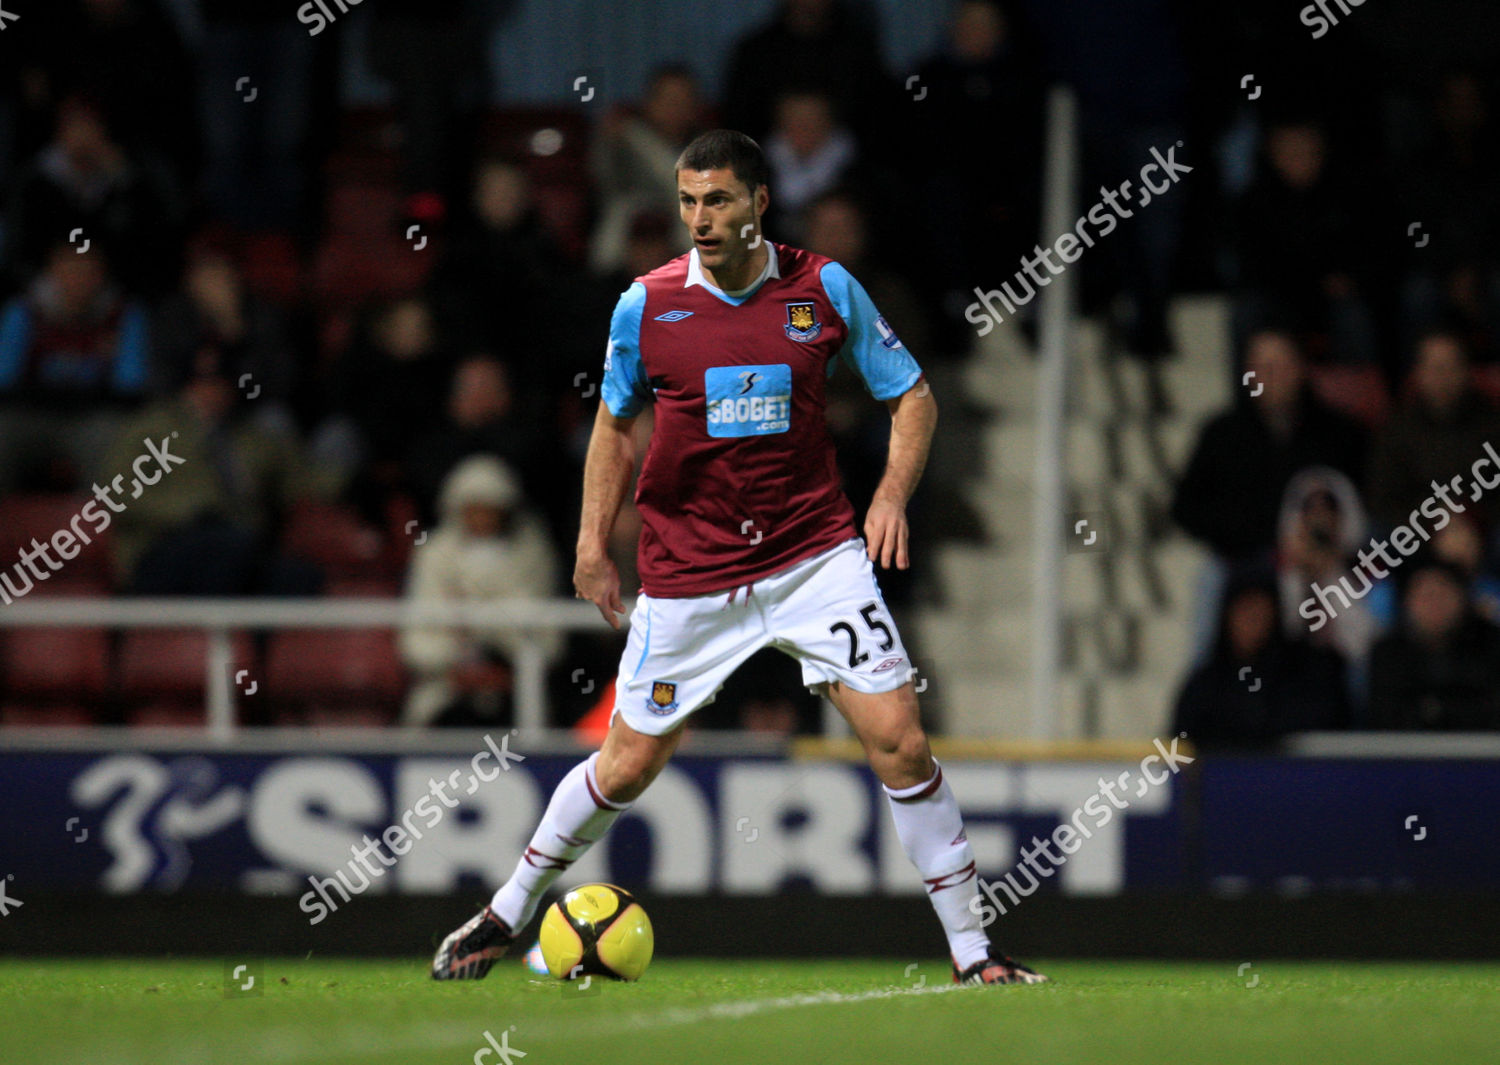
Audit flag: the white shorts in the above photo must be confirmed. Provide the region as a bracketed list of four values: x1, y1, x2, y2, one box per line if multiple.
[613, 538, 913, 735]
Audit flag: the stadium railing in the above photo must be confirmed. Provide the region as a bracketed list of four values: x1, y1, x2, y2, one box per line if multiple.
[0, 597, 613, 738]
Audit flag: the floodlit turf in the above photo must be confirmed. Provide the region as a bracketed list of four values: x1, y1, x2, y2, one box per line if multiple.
[1, 959, 1498, 1065]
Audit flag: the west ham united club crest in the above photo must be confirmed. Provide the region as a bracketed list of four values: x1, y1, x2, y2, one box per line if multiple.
[784, 301, 822, 342]
[648, 680, 680, 715]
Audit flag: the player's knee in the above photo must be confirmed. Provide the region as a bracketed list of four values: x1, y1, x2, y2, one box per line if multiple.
[870, 722, 931, 775]
[595, 739, 671, 803]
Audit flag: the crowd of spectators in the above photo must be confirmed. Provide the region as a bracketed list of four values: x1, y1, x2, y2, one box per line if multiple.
[2, 1, 1497, 736]
[1171, 325, 1500, 743]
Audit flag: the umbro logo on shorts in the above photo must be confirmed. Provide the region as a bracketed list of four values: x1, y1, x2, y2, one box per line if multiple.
[654, 310, 694, 322]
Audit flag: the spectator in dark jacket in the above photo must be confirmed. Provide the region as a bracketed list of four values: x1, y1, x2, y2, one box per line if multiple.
[721, 0, 892, 144]
[1173, 571, 1352, 748]
[3, 95, 179, 296]
[1173, 329, 1367, 564]
[1366, 330, 1500, 531]
[1368, 560, 1500, 731]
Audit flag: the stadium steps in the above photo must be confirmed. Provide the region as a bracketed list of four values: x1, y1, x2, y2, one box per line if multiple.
[915, 295, 1229, 739]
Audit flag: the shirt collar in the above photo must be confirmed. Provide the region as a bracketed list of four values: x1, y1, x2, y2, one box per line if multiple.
[685, 242, 779, 299]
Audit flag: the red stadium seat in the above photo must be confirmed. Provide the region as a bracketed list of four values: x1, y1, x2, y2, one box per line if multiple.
[0, 628, 111, 698]
[116, 630, 254, 700]
[1308, 365, 1390, 429]
[265, 629, 404, 703]
[1471, 365, 1500, 407]
[239, 230, 303, 307]
[125, 702, 208, 728]
[281, 501, 391, 580]
[324, 577, 403, 598]
[0, 494, 114, 585]
[0, 704, 95, 727]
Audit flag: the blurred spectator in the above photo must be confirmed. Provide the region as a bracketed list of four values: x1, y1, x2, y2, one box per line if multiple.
[764, 92, 857, 242]
[0, 244, 149, 492]
[405, 354, 552, 535]
[331, 295, 452, 484]
[588, 65, 704, 274]
[1393, 72, 1500, 362]
[102, 349, 334, 594]
[399, 456, 561, 726]
[1274, 468, 1378, 691]
[1368, 560, 1500, 730]
[1172, 573, 1351, 748]
[602, 212, 680, 291]
[1174, 330, 1368, 661]
[722, 0, 892, 144]
[1369, 513, 1500, 631]
[432, 160, 565, 366]
[1232, 119, 1379, 367]
[3, 95, 180, 295]
[1173, 330, 1367, 564]
[908, 0, 1043, 353]
[11, 0, 198, 186]
[1366, 331, 1500, 531]
[151, 244, 298, 435]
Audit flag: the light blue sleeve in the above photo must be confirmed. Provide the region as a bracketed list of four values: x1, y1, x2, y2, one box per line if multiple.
[819, 262, 923, 401]
[111, 303, 150, 395]
[0, 300, 32, 390]
[600, 282, 651, 418]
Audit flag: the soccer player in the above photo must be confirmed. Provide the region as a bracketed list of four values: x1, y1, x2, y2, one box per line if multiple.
[432, 130, 1046, 987]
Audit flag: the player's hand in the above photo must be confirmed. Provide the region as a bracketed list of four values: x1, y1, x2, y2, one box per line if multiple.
[864, 497, 910, 570]
[575, 550, 626, 629]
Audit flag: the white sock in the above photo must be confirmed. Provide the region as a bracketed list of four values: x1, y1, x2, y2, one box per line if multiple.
[884, 760, 992, 969]
[490, 752, 629, 930]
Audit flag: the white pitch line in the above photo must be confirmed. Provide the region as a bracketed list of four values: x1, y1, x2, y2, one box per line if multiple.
[90, 981, 962, 1065]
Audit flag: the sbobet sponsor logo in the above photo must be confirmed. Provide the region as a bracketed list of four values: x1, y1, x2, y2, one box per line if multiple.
[705, 364, 792, 437]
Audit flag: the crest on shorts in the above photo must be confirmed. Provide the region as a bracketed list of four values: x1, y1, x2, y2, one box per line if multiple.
[784, 301, 821, 341]
[648, 680, 679, 715]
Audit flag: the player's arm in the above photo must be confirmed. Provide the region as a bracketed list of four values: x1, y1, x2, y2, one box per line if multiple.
[575, 402, 636, 629]
[818, 262, 931, 570]
[577, 281, 651, 628]
[867, 380, 937, 570]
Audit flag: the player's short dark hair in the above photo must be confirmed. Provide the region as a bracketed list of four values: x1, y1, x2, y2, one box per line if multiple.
[674, 129, 769, 194]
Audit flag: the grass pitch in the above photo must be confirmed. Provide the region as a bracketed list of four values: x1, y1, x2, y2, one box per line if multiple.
[2, 958, 1497, 1065]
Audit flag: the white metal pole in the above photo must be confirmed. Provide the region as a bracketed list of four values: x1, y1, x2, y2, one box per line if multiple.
[1031, 86, 1079, 740]
[206, 626, 235, 742]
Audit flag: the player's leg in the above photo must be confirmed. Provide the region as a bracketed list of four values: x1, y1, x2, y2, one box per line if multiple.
[826, 679, 1047, 986]
[491, 715, 682, 925]
[766, 540, 1045, 985]
[431, 717, 683, 981]
[434, 587, 765, 980]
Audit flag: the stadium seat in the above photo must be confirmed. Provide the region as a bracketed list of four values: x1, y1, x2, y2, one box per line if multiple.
[238, 230, 303, 307]
[116, 630, 254, 700]
[0, 628, 111, 699]
[264, 629, 404, 704]
[1307, 365, 1390, 428]
[125, 702, 208, 728]
[0, 704, 95, 727]
[324, 577, 403, 598]
[280, 501, 391, 581]
[1472, 364, 1500, 406]
[0, 495, 114, 585]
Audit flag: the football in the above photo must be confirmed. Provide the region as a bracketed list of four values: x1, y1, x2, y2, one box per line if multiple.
[537, 883, 654, 982]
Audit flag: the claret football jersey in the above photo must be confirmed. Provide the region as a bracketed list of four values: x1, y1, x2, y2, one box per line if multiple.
[601, 242, 923, 597]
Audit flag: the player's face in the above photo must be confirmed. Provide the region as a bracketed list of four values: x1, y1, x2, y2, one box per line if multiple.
[677, 168, 767, 275]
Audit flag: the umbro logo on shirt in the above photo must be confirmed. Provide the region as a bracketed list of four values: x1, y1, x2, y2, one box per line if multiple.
[654, 310, 695, 322]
